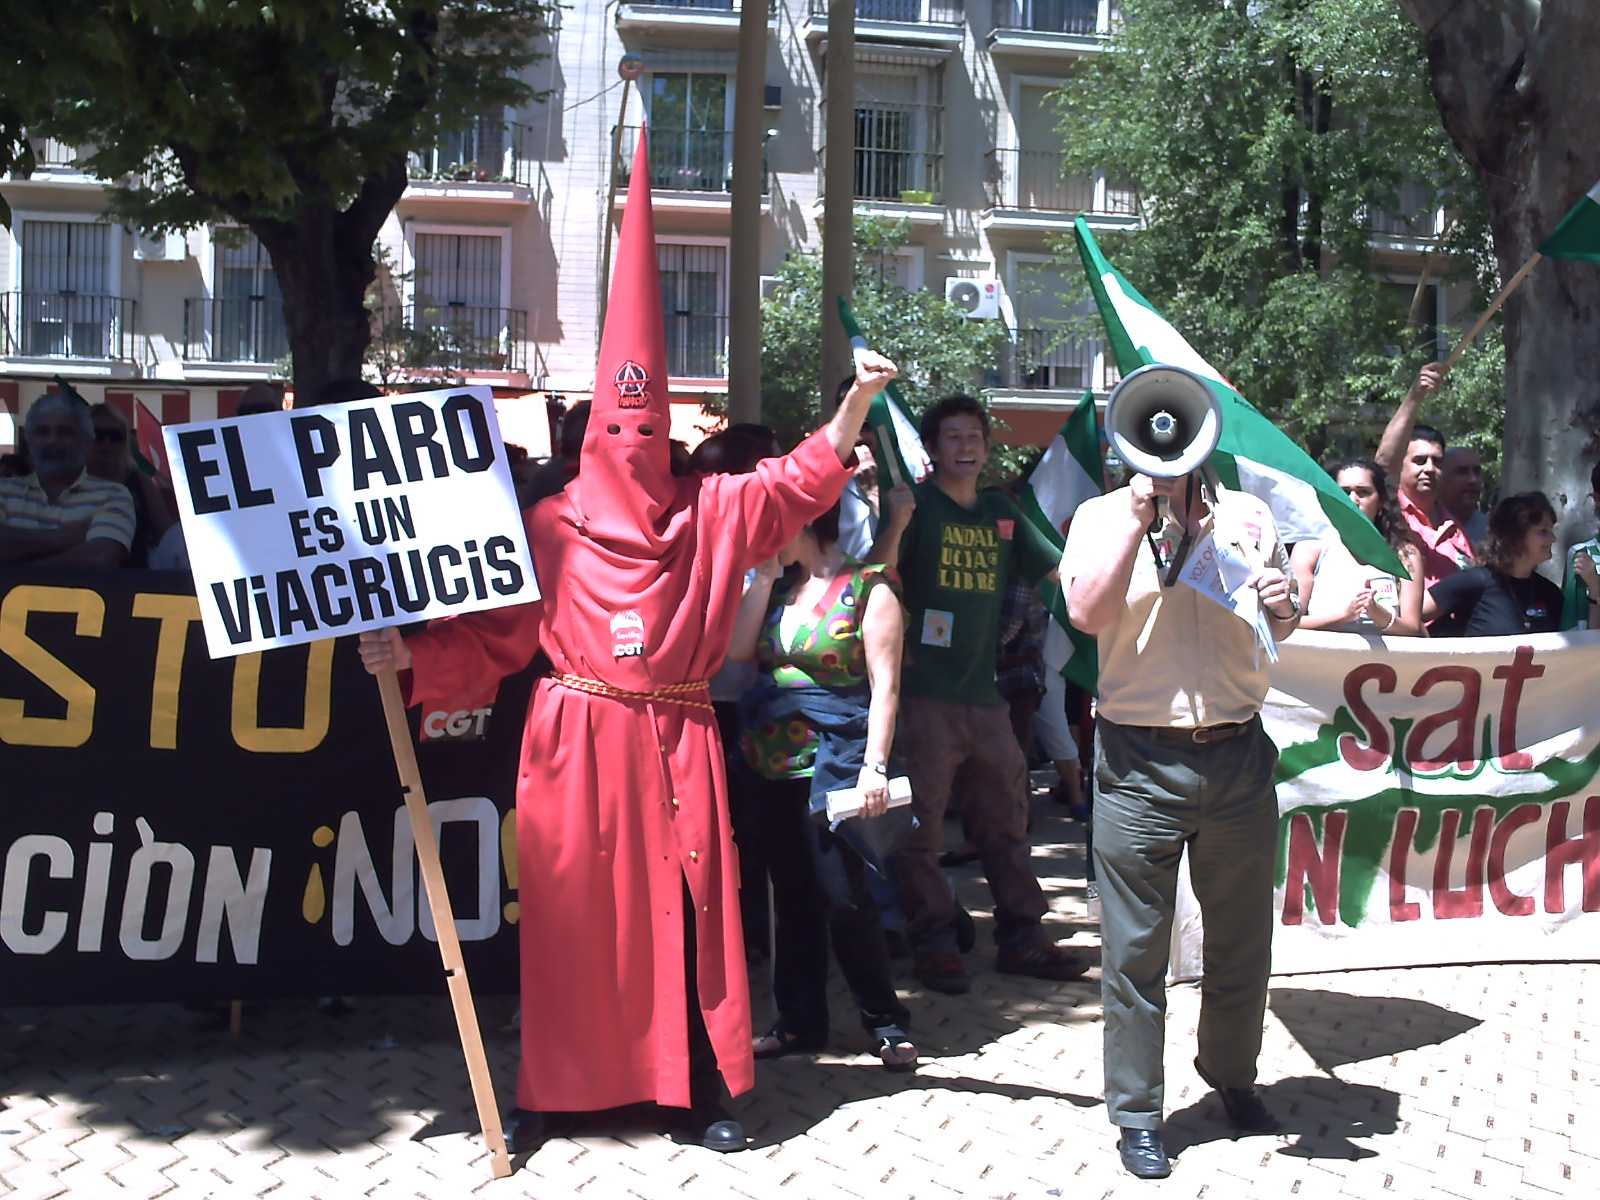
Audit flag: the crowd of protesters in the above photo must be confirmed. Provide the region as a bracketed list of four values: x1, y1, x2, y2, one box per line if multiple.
[5, 355, 1599, 1178]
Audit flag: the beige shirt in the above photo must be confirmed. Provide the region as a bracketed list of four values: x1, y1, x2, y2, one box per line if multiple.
[1063, 484, 1288, 728]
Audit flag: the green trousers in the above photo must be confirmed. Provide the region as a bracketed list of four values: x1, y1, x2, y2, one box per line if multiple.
[1092, 716, 1279, 1129]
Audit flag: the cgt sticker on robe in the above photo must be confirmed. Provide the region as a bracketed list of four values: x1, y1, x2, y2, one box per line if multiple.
[611, 610, 646, 658]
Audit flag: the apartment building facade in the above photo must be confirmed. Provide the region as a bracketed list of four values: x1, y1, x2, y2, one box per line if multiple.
[0, 1, 1456, 455]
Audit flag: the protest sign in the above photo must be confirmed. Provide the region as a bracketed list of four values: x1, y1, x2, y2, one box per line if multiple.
[163, 385, 537, 659]
[161, 384, 530, 1176]
[1172, 630, 1600, 981]
[10, 571, 1599, 1004]
[0, 568, 527, 1003]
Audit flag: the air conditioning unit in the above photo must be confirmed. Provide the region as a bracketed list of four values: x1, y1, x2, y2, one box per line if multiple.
[133, 231, 188, 262]
[945, 277, 1000, 319]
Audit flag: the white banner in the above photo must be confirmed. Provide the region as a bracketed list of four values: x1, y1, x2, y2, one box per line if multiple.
[165, 386, 538, 658]
[1171, 630, 1600, 979]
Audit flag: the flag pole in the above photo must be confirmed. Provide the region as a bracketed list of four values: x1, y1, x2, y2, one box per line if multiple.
[374, 664, 512, 1180]
[1443, 251, 1541, 370]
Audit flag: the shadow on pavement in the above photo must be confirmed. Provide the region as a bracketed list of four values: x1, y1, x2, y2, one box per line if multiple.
[743, 1059, 1101, 1147]
[0, 994, 519, 1153]
[1269, 987, 1482, 1070]
[1165, 1075, 1401, 1163]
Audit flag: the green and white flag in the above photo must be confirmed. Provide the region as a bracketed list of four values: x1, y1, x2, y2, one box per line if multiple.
[1539, 179, 1600, 264]
[1561, 536, 1600, 630]
[837, 297, 932, 487]
[1073, 218, 1404, 576]
[1018, 391, 1103, 692]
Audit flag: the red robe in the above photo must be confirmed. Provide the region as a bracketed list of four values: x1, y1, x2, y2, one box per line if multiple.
[405, 432, 850, 1111]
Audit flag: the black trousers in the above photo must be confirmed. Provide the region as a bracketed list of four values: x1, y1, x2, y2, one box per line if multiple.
[745, 774, 910, 1038]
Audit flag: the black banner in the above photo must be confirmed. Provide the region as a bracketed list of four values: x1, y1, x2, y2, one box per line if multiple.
[1, 566, 529, 1004]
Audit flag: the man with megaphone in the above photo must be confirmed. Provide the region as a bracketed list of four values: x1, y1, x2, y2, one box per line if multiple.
[1063, 364, 1300, 1179]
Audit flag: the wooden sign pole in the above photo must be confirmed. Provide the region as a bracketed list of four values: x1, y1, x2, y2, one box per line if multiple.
[374, 663, 512, 1180]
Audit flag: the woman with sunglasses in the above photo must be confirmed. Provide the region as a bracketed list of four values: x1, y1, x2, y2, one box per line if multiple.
[1290, 456, 1426, 636]
[88, 403, 175, 568]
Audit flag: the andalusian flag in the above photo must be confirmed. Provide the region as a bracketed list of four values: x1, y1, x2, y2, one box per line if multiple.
[134, 399, 170, 483]
[1539, 180, 1600, 264]
[1018, 392, 1103, 691]
[1073, 218, 1405, 576]
[837, 297, 932, 487]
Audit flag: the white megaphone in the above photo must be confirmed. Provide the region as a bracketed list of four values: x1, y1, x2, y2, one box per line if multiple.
[1104, 363, 1223, 479]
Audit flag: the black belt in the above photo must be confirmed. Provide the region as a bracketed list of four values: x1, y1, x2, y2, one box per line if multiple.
[1140, 720, 1253, 745]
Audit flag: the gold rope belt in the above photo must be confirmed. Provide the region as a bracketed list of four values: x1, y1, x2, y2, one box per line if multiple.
[549, 671, 715, 713]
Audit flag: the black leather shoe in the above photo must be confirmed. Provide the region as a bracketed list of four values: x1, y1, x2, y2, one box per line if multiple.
[1194, 1058, 1282, 1133]
[699, 1114, 747, 1153]
[1117, 1128, 1171, 1179]
[508, 1108, 546, 1154]
[675, 1100, 746, 1152]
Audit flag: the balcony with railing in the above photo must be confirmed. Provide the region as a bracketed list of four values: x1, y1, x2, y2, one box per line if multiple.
[405, 119, 541, 200]
[618, 0, 745, 38]
[1000, 329, 1115, 392]
[0, 292, 136, 361]
[983, 148, 1137, 230]
[370, 305, 529, 376]
[617, 0, 748, 34]
[988, 0, 1117, 54]
[182, 297, 289, 365]
[811, 0, 963, 19]
[6, 136, 101, 181]
[613, 125, 769, 196]
[816, 139, 945, 206]
[858, 145, 942, 203]
[805, 0, 965, 48]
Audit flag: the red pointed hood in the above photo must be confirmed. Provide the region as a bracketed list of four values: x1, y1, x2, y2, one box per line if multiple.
[571, 128, 679, 546]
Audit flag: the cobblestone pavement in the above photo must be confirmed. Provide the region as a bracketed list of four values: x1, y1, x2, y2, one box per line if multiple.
[3, 784, 1595, 1200]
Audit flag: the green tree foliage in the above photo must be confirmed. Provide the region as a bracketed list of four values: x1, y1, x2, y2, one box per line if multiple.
[0, 1, 553, 401]
[1052, 0, 1500, 460]
[760, 218, 1004, 455]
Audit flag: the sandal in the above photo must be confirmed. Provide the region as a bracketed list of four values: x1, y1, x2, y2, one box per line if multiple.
[872, 1025, 918, 1073]
[752, 1025, 825, 1059]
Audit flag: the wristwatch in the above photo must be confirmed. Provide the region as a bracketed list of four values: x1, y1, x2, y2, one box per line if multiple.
[862, 761, 888, 776]
[1272, 590, 1301, 621]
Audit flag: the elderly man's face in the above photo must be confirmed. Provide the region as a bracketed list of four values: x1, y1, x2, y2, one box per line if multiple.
[27, 409, 88, 482]
[1439, 447, 1483, 513]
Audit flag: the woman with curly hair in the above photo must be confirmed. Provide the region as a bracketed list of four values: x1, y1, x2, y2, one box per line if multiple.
[1290, 457, 1426, 635]
[1425, 491, 1563, 636]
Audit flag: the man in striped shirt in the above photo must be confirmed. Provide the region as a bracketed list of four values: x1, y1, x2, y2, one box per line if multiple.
[1, 392, 135, 568]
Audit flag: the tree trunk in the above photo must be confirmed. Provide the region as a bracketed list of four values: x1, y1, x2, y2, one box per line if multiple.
[1279, 53, 1301, 271]
[241, 161, 409, 406]
[1302, 83, 1331, 272]
[1398, 1, 1600, 554]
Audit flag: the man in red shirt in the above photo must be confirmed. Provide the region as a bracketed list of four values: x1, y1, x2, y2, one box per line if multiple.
[1376, 363, 1475, 589]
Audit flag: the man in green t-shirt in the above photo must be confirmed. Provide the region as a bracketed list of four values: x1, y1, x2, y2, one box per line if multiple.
[1560, 460, 1600, 630]
[889, 395, 1089, 995]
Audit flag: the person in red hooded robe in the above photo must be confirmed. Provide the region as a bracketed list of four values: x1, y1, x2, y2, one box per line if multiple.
[359, 133, 898, 1156]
